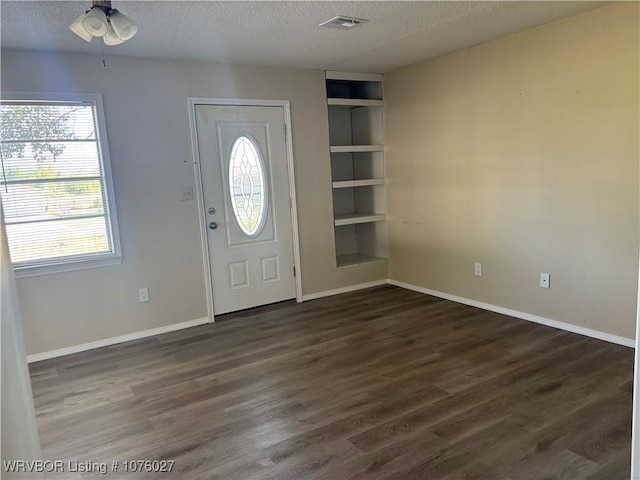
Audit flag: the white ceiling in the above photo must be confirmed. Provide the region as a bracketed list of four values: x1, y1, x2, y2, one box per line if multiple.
[1, 1, 608, 73]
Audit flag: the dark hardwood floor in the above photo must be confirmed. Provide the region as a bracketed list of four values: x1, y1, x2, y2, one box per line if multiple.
[29, 285, 633, 479]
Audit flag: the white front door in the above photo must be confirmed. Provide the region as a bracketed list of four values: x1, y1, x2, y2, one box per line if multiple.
[194, 104, 296, 315]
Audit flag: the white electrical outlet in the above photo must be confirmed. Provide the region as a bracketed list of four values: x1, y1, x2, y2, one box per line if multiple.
[540, 273, 550, 289]
[138, 288, 149, 303]
[179, 187, 194, 201]
[474, 263, 483, 277]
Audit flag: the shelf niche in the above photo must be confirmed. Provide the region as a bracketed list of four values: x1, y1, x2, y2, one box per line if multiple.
[326, 71, 388, 268]
[326, 77, 382, 101]
[335, 222, 387, 267]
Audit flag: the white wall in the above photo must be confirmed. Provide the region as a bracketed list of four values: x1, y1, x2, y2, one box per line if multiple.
[1, 207, 42, 478]
[1, 51, 383, 356]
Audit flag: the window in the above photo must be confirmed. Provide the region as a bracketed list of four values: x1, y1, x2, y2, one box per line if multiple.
[0, 92, 121, 277]
[228, 134, 268, 237]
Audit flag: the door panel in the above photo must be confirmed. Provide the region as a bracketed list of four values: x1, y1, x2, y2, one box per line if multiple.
[195, 105, 295, 315]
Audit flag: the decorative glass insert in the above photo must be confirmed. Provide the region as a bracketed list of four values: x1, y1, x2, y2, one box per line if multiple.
[228, 135, 267, 236]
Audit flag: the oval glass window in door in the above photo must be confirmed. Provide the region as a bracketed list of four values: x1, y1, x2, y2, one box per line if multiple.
[228, 135, 268, 236]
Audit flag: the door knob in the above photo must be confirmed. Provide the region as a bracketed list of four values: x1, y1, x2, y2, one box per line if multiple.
[208, 222, 218, 230]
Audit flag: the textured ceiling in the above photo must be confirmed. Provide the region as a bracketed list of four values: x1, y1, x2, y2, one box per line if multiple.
[1, 1, 608, 73]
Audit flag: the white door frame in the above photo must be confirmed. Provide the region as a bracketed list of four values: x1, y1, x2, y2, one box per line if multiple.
[187, 97, 303, 322]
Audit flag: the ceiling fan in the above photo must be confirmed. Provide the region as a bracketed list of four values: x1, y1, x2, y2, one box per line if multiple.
[69, 0, 137, 45]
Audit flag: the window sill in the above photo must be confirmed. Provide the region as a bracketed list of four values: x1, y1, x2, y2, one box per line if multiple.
[14, 255, 123, 279]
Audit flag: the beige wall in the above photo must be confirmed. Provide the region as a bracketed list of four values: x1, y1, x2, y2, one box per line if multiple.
[1, 51, 384, 355]
[385, 2, 639, 339]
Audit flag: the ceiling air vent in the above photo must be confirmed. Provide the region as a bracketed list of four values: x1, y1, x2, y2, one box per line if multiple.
[319, 16, 368, 30]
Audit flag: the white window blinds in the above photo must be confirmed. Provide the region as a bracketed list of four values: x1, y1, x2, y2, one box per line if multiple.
[0, 93, 121, 276]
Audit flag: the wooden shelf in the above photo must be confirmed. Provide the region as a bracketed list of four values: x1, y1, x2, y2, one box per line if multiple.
[330, 145, 384, 153]
[327, 98, 383, 107]
[336, 253, 386, 268]
[334, 213, 386, 226]
[333, 179, 384, 189]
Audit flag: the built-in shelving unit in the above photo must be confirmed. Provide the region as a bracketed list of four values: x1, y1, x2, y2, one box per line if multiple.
[326, 71, 388, 268]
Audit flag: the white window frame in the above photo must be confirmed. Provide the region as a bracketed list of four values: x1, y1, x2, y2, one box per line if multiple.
[1, 91, 122, 278]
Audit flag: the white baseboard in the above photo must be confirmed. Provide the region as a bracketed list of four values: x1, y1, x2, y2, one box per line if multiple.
[27, 317, 211, 363]
[302, 279, 388, 301]
[389, 279, 635, 348]
[28, 279, 634, 363]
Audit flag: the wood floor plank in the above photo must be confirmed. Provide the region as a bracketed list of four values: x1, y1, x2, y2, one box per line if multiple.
[501, 448, 601, 480]
[30, 285, 633, 479]
[375, 420, 532, 480]
[308, 432, 449, 480]
[586, 452, 631, 480]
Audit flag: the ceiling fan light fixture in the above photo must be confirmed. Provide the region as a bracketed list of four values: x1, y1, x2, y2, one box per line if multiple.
[69, 2, 137, 45]
[108, 9, 138, 41]
[69, 12, 93, 42]
[82, 6, 109, 37]
[103, 24, 125, 45]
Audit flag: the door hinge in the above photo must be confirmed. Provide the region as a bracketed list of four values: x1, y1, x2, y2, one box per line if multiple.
[284, 123, 288, 140]
[293, 266, 296, 277]
[288, 197, 292, 209]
